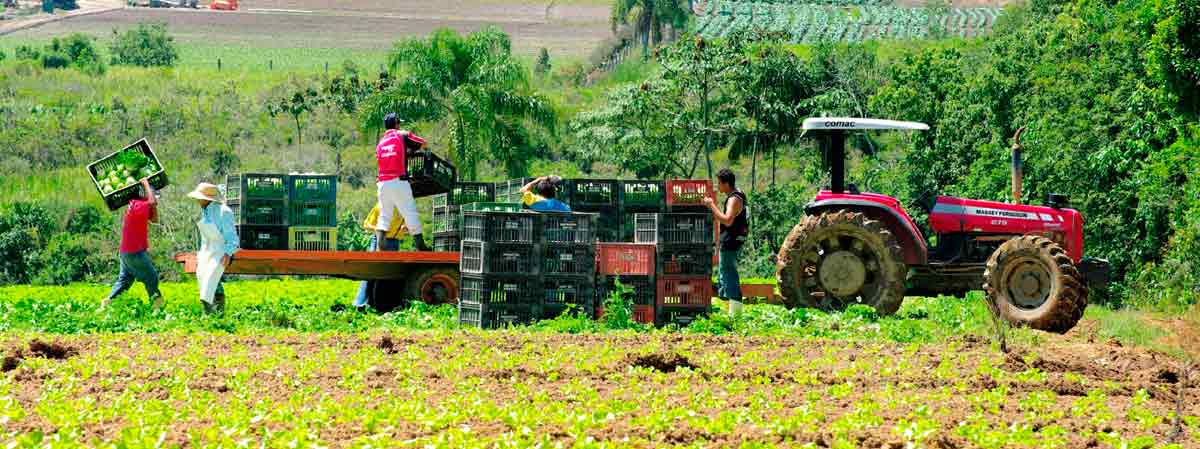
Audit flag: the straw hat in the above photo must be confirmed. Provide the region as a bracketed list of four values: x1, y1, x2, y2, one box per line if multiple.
[187, 182, 223, 203]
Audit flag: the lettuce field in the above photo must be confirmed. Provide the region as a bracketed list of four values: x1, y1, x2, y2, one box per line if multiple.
[0, 281, 1196, 448]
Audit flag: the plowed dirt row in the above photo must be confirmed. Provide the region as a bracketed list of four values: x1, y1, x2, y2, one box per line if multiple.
[2, 332, 1196, 448]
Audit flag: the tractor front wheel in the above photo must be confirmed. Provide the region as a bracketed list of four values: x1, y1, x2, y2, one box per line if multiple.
[776, 210, 907, 315]
[984, 235, 1087, 333]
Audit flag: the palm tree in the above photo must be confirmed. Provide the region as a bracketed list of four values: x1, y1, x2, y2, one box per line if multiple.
[361, 27, 555, 179]
[610, 0, 690, 56]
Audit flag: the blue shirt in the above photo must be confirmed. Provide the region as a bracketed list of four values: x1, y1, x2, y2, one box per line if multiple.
[202, 202, 240, 256]
[530, 198, 571, 212]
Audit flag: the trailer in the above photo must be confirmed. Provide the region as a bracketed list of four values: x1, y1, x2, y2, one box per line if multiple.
[175, 250, 460, 312]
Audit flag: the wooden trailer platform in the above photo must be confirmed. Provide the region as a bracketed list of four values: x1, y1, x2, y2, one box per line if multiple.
[174, 250, 461, 311]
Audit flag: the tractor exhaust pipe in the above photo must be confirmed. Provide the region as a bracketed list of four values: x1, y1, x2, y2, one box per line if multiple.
[1011, 126, 1025, 205]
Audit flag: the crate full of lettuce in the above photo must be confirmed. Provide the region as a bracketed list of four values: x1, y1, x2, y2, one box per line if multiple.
[87, 139, 169, 210]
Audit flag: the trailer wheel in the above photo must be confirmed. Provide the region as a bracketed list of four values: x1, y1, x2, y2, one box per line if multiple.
[407, 268, 459, 305]
[776, 210, 907, 315]
[984, 235, 1087, 333]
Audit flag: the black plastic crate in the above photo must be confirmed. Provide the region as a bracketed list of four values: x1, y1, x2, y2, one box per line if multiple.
[451, 182, 495, 205]
[459, 275, 541, 306]
[567, 179, 619, 208]
[541, 212, 598, 244]
[541, 275, 596, 319]
[657, 307, 710, 327]
[599, 275, 655, 306]
[657, 243, 714, 276]
[235, 198, 287, 226]
[431, 205, 461, 235]
[462, 211, 538, 243]
[494, 178, 532, 203]
[460, 301, 538, 329]
[633, 213, 657, 243]
[238, 225, 287, 250]
[289, 201, 337, 227]
[656, 213, 714, 245]
[460, 240, 539, 275]
[433, 234, 461, 252]
[574, 206, 622, 242]
[404, 151, 456, 198]
[87, 139, 170, 211]
[541, 244, 596, 276]
[232, 173, 289, 200]
[620, 180, 664, 212]
[289, 174, 337, 202]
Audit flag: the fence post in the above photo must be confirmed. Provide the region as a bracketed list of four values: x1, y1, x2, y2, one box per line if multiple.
[269, 60, 273, 71]
[217, 58, 221, 71]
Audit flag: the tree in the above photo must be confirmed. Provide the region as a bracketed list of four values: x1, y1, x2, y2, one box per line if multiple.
[732, 40, 814, 192]
[535, 48, 551, 76]
[658, 34, 749, 178]
[268, 79, 323, 155]
[361, 27, 555, 179]
[610, 0, 689, 56]
[110, 23, 178, 68]
[570, 79, 696, 178]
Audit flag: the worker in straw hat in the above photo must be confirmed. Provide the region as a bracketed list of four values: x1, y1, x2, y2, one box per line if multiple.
[187, 182, 240, 315]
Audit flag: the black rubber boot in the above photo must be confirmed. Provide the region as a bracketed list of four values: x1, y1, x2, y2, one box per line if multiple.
[214, 293, 226, 315]
[412, 233, 431, 252]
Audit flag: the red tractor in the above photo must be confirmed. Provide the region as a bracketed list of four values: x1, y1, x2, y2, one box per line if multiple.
[775, 118, 1110, 333]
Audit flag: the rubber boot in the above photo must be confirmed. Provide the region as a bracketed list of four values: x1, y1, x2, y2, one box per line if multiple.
[374, 231, 387, 251]
[728, 299, 743, 316]
[151, 293, 165, 311]
[412, 233, 431, 252]
[213, 293, 226, 316]
[202, 300, 216, 315]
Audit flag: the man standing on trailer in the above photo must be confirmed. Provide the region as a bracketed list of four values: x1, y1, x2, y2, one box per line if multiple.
[519, 175, 571, 212]
[102, 178, 163, 310]
[375, 112, 431, 251]
[703, 169, 749, 315]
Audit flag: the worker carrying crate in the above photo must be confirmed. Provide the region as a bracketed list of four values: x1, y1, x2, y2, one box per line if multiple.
[375, 112, 432, 251]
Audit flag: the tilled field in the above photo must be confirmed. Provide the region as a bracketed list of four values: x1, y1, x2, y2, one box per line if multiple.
[7, 0, 611, 58]
[1, 332, 1196, 448]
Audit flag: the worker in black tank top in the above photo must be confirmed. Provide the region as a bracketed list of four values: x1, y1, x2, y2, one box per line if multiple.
[703, 168, 750, 315]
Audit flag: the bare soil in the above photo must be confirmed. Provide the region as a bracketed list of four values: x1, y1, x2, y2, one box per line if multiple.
[6, 0, 612, 58]
[3, 331, 1196, 447]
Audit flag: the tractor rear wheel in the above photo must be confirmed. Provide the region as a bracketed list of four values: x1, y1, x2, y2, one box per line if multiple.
[984, 235, 1087, 333]
[776, 210, 907, 315]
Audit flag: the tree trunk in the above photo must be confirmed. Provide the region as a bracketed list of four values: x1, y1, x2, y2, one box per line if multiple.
[771, 144, 777, 188]
[294, 115, 303, 154]
[702, 76, 713, 180]
[750, 126, 759, 197]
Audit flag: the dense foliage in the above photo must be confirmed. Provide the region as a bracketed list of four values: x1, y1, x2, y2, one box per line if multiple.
[109, 23, 179, 68]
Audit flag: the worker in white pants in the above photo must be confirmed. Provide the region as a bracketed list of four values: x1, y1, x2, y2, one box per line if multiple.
[375, 112, 430, 251]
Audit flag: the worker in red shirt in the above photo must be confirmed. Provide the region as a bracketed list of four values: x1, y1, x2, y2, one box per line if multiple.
[376, 112, 430, 251]
[102, 178, 163, 309]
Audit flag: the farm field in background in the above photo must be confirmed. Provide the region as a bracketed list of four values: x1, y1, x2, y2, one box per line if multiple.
[696, 0, 1007, 43]
[3, 0, 612, 60]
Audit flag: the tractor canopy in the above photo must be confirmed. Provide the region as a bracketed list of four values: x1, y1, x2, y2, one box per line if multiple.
[801, 118, 929, 133]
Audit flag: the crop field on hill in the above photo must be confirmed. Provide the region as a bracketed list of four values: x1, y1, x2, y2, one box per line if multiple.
[4, 0, 612, 63]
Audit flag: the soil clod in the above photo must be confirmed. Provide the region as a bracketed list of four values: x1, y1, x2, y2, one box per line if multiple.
[1, 354, 21, 372]
[627, 353, 696, 373]
[1155, 368, 1179, 384]
[27, 340, 77, 360]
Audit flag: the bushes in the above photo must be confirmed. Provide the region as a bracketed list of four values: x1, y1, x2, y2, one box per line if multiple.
[110, 23, 178, 68]
[15, 34, 106, 74]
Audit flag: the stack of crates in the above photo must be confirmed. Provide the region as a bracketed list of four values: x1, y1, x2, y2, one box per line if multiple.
[540, 213, 599, 319]
[458, 204, 541, 328]
[288, 174, 338, 251]
[637, 179, 717, 326]
[431, 182, 495, 252]
[226, 173, 290, 250]
[595, 242, 657, 324]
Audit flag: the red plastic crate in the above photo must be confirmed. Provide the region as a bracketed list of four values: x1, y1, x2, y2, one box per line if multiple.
[666, 179, 715, 208]
[656, 275, 714, 309]
[595, 243, 656, 276]
[597, 304, 655, 325]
